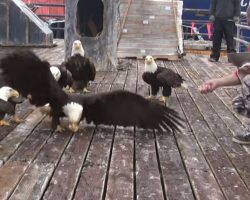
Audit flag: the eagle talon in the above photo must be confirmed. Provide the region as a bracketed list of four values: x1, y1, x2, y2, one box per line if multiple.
[68, 123, 79, 132]
[63, 86, 70, 92]
[68, 87, 75, 93]
[83, 88, 91, 93]
[0, 120, 10, 126]
[55, 125, 65, 133]
[12, 116, 25, 124]
[146, 95, 157, 100]
[159, 96, 166, 103]
[40, 104, 51, 114]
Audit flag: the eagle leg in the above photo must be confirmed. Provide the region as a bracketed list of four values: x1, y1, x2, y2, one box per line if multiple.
[68, 87, 75, 93]
[39, 104, 51, 114]
[12, 115, 25, 124]
[83, 88, 91, 93]
[55, 125, 65, 133]
[159, 96, 167, 104]
[68, 122, 79, 132]
[0, 120, 10, 126]
[146, 95, 157, 100]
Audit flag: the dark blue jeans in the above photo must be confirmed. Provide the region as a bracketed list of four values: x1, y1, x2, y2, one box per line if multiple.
[210, 19, 236, 60]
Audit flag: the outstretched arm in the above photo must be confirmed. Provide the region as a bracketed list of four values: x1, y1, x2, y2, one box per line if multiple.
[198, 71, 241, 94]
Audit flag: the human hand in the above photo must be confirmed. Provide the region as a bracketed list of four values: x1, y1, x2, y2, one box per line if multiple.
[198, 79, 218, 94]
[233, 16, 240, 23]
[209, 15, 215, 22]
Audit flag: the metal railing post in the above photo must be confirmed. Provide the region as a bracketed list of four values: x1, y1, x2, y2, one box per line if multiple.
[236, 24, 241, 52]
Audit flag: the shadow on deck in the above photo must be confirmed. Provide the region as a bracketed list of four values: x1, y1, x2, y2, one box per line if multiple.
[0, 39, 250, 200]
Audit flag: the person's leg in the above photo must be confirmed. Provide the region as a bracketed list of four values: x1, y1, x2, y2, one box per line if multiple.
[223, 20, 236, 53]
[210, 19, 223, 61]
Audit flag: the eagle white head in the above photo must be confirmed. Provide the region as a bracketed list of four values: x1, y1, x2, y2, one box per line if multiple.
[63, 102, 83, 132]
[50, 66, 61, 82]
[71, 40, 85, 56]
[145, 55, 157, 73]
[0, 86, 19, 101]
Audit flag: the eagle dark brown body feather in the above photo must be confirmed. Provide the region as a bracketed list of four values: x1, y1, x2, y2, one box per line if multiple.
[0, 99, 15, 121]
[64, 54, 96, 91]
[142, 66, 184, 97]
[55, 63, 73, 89]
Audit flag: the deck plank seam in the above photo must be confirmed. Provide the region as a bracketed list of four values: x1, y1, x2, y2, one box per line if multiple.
[70, 127, 96, 200]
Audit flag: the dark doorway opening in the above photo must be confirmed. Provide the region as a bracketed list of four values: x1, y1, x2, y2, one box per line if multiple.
[76, 0, 104, 37]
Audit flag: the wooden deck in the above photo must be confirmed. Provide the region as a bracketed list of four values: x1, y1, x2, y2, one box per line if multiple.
[0, 39, 250, 200]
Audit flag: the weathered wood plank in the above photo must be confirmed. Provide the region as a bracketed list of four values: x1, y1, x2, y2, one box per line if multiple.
[117, 49, 179, 59]
[0, 109, 45, 165]
[111, 70, 127, 90]
[9, 116, 53, 163]
[118, 40, 178, 48]
[43, 126, 94, 200]
[74, 69, 117, 199]
[165, 61, 225, 200]
[124, 60, 138, 92]
[8, 131, 73, 200]
[0, 100, 34, 141]
[135, 130, 164, 200]
[156, 131, 195, 200]
[135, 83, 164, 199]
[0, 161, 27, 200]
[118, 1, 181, 58]
[137, 59, 146, 86]
[101, 71, 118, 85]
[73, 127, 115, 200]
[0, 117, 53, 200]
[105, 128, 134, 200]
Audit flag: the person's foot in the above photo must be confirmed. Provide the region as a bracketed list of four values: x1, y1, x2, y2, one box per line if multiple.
[232, 131, 250, 144]
[208, 57, 218, 62]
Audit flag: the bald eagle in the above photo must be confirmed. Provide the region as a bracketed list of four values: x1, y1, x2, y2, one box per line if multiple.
[143, 55, 186, 103]
[65, 40, 96, 93]
[40, 65, 73, 114]
[50, 65, 73, 90]
[0, 69, 25, 124]
[0, 86, 20, 126]
[1, 50, 183, 133]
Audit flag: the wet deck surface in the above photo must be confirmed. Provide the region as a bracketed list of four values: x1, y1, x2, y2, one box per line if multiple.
[0, 39, 250, 200]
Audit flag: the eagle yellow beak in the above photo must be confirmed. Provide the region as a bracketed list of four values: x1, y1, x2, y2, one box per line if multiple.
[75, 44, 81, 49]
[69, 122, 79, 132]
[10, 90, 19, 98]
[145, 56, 153, 64]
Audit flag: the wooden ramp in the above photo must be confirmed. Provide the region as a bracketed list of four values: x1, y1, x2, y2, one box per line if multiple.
[1, 40, 250, 199]
[117, 0, 183, 60]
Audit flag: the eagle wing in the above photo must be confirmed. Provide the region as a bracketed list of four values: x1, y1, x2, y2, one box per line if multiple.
[81, 90, 183, 132]
[0, 99, 15, 115]
[156, 67, 184, 87]
[0, 50, 63, 106]
[57, 63, 73, 88]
